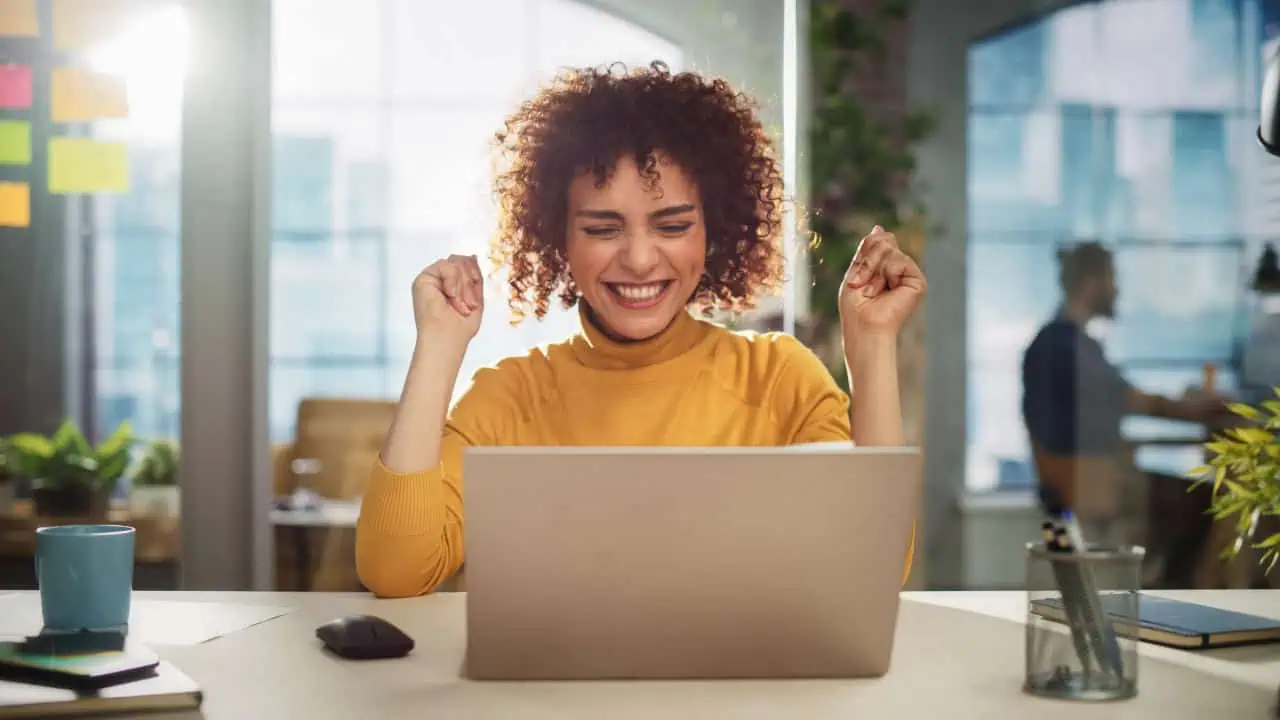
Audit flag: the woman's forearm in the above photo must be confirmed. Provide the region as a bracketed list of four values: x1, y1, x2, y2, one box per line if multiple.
[844, 332, 905, 446]
[380, 336, 469, 473]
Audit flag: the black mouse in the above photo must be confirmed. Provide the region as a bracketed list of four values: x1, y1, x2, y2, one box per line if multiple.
[316, 615, 414, 660]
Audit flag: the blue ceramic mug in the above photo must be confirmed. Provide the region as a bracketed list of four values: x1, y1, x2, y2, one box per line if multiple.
[35, 525, 136, 632]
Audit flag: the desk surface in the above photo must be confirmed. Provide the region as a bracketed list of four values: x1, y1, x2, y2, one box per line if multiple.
[3, 590, 1279, 719]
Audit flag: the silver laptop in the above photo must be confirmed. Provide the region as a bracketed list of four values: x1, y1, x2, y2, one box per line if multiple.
[462, 444, 922, 680]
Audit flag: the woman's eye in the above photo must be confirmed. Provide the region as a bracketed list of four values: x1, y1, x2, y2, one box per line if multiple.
[582, 226, 621, 237]
[658, 223, 694, 235]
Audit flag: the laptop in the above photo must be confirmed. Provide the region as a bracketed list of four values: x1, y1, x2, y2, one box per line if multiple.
[462, 444, 922, 680]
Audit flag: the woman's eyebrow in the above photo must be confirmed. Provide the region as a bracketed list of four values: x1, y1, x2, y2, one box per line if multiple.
[649, 203, 696, 219]
[574, 209, 623, 221]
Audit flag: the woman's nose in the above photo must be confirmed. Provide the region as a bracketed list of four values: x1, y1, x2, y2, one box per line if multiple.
[618, 234, 660, 275]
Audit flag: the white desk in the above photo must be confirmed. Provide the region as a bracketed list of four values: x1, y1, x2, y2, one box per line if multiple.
[4, 590, 1280, 718]
[268, 500, 360, 528]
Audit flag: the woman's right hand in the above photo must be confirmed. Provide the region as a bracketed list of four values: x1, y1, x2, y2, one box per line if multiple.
[413, 254, 485, 346]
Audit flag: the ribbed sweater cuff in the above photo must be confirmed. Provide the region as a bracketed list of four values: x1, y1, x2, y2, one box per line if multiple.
[359, 457, 447, 537]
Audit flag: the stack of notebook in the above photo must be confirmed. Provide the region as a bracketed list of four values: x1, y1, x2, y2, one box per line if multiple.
[0, 660, 201, 718]
[0, 637, 202, 720]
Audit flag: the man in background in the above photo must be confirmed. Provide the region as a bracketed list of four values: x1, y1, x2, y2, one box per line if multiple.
[1021, 241, 1226, 587]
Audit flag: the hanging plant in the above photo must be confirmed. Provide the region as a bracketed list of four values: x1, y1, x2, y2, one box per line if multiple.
[808, 0, 934, 381]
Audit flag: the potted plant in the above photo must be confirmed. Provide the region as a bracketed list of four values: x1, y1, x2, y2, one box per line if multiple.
[129, 439, 180, 518]
[5, 419, 134, 518]
[1192, 388, 1280, 571]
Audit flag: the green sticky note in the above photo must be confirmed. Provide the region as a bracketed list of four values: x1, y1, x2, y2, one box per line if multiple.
[0, 120, 31, 165]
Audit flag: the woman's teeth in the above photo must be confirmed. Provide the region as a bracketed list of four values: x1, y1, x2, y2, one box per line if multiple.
[609, 282, 667, 300]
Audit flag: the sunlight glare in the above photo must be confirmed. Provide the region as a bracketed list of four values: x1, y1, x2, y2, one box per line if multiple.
[85, 5, 188, 139]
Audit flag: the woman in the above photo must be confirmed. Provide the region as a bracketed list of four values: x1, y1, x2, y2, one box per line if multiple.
[356, 62, 927, 598]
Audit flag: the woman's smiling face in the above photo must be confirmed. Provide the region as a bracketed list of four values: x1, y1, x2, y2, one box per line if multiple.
[564, 153, 707, 340]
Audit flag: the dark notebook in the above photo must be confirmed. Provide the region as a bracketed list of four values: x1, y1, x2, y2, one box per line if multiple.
[1031, 593, 1280, 650]
[0, 660, 202, 718]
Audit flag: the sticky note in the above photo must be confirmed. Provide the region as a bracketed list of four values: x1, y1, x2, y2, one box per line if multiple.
[0, 65, 32, 109]
[0, 182, 29, 227]
[52, 68, 128, 122]
[0, 0, 38, 37]
[48, 137, 130, 193]
[0, 120, 31, 165]
[52, 0, 134, 52]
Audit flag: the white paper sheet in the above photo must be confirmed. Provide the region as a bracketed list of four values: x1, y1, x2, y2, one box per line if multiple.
[0, 595, 289, 645]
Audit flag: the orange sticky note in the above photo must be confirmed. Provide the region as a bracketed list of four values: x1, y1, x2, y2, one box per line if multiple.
[0, 182, 30, 227]
[48, 137, 130, 193]
[52, 68, 129, 122]
[52, 0, 135, 52]
[0, 0, 38, 37]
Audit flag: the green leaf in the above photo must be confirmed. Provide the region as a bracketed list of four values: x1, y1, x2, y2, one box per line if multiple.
[95, 450, 130, 485]
[1223, 479, 1251, 498]
[6, 433, 54, 459]
[50, 419, 91, 456]
[1230, 402, 1264, 420]
[95, 420, 133, 458]
[1205, 439, 1234, 455]
[1255, 532, 1280, 549]
[1230, 427, 1275, 445]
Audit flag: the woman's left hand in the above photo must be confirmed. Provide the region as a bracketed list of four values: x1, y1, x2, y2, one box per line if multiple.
[839, 225, 927, 338]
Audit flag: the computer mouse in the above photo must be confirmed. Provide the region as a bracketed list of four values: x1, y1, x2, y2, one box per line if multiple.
[316, 615, 415, 660]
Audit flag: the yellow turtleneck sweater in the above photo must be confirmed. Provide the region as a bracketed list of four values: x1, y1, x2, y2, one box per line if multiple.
[356, 306, 915, 598]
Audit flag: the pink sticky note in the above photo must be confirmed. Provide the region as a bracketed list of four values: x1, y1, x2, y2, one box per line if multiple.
[0, 65, 31, 109]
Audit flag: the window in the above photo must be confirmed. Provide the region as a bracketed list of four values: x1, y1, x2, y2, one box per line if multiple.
[86, 1, 793, 445]
[89, 3, 187, 443]
[268, 0, 689, 440]
[965, 0, 1271, 492]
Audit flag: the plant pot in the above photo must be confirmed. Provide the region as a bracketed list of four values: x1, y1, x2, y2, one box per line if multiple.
[129, 485, 180, 518]
[32, 485, 109, 518]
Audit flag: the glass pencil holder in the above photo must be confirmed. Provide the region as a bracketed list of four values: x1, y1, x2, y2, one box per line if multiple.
[1023, 543, 1145, 702]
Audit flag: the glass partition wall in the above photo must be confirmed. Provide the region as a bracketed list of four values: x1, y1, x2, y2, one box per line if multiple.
[254, 0, 803, 590]
[965, 0, 1277, 494]
[0, 0, 186, 590]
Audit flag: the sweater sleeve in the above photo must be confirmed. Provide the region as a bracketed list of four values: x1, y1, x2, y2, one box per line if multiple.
[770, 335, 916, 587]
[355, 364, 521, 598]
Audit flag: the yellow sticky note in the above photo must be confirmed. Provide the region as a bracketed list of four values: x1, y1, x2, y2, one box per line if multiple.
[0, 120, 31, 165]
[52, 0, 134, 52]
[52, 68, 129, 122]
[0, 0, 38, 37]
[49, 137, 130, 193]
[0, 182, 30, 227]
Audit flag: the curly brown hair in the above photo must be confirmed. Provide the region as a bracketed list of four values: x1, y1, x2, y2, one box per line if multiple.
[490, 61, 786, 321]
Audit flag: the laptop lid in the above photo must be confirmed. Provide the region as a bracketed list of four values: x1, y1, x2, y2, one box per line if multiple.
[462, 445, 922, 680]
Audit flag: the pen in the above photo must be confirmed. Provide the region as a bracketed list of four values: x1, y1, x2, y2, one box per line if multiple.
[1056, 513, 1125, 683]
[1044, 520, 1095, 682]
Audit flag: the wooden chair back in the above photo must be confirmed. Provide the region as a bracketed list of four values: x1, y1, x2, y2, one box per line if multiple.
[287, 397, 396, 499]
